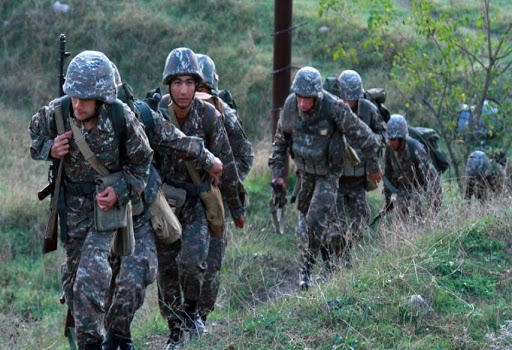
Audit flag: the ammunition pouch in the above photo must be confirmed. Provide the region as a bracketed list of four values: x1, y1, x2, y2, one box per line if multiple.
[94, 172, 134, 256]
[199, 183, 225, 238]
[149, 186, 182, 244]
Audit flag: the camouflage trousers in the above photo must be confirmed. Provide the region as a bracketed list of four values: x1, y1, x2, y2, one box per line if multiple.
[337, 176, 370, 244]
[61, 230, 114, 345]
[296, 172, 340, 269]
[58, 191, 116, 345]
[104, 220, 157, 337]
[156, 195, 210, 323]
[198, 233, 226, 321]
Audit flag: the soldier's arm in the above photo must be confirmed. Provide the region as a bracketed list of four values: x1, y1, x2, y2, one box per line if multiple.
[28, 104, 59, 161]
[223, 105, 254, 180]
[148, 109, 216, 170]
[114, 107, 153, 205]
[336, 102, 381, 175]
[207, 110, 246, 221]
[268, 118, 292, 180]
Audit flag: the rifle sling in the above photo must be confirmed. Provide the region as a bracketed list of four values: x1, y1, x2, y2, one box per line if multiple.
[69, 117, 110, 176]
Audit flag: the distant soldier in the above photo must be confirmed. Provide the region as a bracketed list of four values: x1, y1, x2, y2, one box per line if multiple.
[269, 66, 382, 290]
[195, 53, 253, 325]
[464, 150, 505, 202]
[336, 70, 386, 248]
[383, 114, 442, 220]
[28, 50, 153, 349]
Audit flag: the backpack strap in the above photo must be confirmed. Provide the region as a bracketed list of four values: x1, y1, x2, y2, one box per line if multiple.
[133, 99, 155, 135]
[109, 100, 127, 162]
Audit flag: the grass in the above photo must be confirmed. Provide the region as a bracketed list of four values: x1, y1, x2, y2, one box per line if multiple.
[4, 106, 512, 348]
[2, 0, 512, 349]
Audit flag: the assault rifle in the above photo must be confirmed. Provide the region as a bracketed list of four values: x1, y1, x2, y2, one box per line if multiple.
[369, 176, 397, 227]
[37, 33, 70, 254]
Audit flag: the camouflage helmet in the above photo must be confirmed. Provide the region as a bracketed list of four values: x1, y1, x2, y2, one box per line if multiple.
[291, 66, 323, 98]
[110, 61, 122, 90]
[196, 53, 219, 92]
[162, 47, 203, 85]
[387, 114, 409, 139]
[338, 69, 363, 101]
[465, 150, 489, 177]
[63, 50, 116, 103]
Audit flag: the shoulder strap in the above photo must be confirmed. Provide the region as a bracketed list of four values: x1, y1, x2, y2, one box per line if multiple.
[133, 99, 155, 134]
[69, 116, 110, 176]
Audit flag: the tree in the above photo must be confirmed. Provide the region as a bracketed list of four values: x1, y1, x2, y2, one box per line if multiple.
[320, 0, 512, 193]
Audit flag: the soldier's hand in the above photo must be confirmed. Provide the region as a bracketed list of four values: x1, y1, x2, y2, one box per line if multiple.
[50, 130, 73, 159]
[96, 186, 118, 211]
[234, 213, 246, 229]
[208, 157, 223, 186]
[368, 169, 383, 184]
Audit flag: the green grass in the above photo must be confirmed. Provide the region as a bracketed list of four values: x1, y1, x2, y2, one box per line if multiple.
[2, 0, 512, 349]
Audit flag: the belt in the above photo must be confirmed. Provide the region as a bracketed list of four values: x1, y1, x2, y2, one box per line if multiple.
[64, 179, 96, 196]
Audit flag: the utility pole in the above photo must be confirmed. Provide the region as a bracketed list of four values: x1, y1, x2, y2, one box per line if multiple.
[271, 0, 292, 140]
[272, 0, 292, 181]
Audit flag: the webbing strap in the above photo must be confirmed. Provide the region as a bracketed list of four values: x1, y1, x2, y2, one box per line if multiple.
[69, 117, 110, 176]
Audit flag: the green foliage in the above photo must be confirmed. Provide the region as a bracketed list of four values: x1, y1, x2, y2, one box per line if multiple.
[320, 0, 512, 193]
[4, 1, 512, 349]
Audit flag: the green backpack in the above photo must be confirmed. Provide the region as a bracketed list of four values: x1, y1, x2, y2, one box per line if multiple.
[323, 76, 391, 122]
[408, 126, 450, 173]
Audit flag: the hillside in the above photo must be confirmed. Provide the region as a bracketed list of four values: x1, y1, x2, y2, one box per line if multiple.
[2, 0, 512, 349]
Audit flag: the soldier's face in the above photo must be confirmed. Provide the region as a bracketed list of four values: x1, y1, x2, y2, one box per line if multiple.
[296, 96, 315, 113]
[388, 138, 403, 151]
[170, 75, 196, 110]
[71, 98, 97, 121]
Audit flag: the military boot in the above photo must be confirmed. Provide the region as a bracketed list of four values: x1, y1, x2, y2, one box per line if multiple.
[81, 341, 103, 350]
[102, 328, 119, 350]
[183, 299, 208, 338]
[118, 340, 134, 350]
[299, 261, 312, 291]
[117, 330, 133, 350]
[165, 319, 184, 350]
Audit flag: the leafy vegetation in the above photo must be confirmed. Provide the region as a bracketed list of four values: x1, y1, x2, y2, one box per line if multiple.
[1, 1, 512, 349]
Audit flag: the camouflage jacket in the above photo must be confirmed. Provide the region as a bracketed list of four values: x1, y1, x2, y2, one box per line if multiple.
[28, 98, 153, 206]
[384, 137, 441, 206]
[269, 91, 381, 178]
[159, 98, 245, 220]
[464, 159, 505, 200]
[341, 98, 386, 177]
[195, 92, 254, 180]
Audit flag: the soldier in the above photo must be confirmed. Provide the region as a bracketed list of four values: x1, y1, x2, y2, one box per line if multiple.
[268, 66, 382, 290]
[383, 114, 442, 220]
[464, 150, 505, 202]
[28, 50, 153, 349]
[155, 47, 246, 349]
[336, 70, 386, 254]
[102, 63, 223, 350]
[194, 53, 253, 325]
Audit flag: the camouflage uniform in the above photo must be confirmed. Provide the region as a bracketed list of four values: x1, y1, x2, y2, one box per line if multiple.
[269, 66, 381, 289]
[155, 48, 246, 348]
[28, 51, 152, 348]
[194, 53, 253, 322]
[464, 150, 505, 202]
[336, 70, 386, 245]
[103, 69, 218, 349]
[384, 115, 442, 220]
